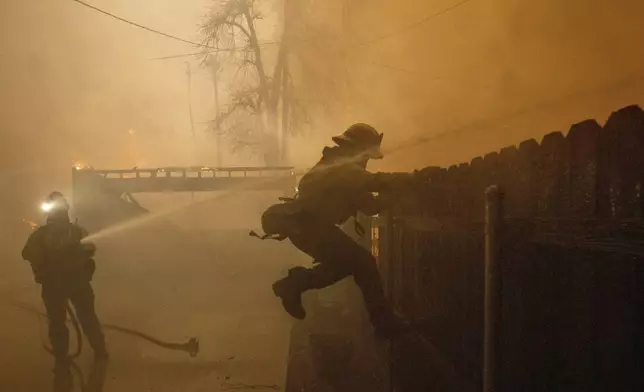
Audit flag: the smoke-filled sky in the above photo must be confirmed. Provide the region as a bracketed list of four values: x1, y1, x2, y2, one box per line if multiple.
[1, 0, 212, 167]
[337, 0, 644, 170]
[1, 0, 644, 215]
[1, 0, 216, 218]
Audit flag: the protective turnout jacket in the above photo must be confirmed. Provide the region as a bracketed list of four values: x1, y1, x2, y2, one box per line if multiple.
[295, 146, 383, 226]
[258, 146, 414, 240]
[22, 219, 96, 283]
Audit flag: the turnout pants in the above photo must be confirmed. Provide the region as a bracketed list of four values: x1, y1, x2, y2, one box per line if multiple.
[41, 280, 107, 359]
[287, 219, 392, 326]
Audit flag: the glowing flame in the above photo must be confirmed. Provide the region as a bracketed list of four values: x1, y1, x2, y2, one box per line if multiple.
[40, 202, 54, 212]
[73, 160, 89, 170]
[22, 219, 39, 231]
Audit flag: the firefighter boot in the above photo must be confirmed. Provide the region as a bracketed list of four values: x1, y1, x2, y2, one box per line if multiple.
[272, 267, 310, 320]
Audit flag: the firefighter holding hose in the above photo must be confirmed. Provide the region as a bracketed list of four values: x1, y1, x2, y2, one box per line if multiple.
[259, 123, 415, 339]
[21, 192, 108, 369]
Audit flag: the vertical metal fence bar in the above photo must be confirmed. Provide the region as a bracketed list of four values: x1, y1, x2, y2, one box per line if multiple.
[383, 211, 395, 392]
[484, 185, 504, 392]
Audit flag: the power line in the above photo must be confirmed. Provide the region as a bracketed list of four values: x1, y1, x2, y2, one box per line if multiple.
[298, 42, 642, 158]
[70, 0, 219, 49]
[128, 1, 638, 157]
[274, 0, 476, 73]
[147, 0, 473, 62]
[150, 52, 208, 61]
[385, 72, 642, 156]
[349, 0, 475, 49]
[152, 49, 420, 77]
[150, 41, 280, 61]
[72, 0, 473, 60]
[230, 0, 474, 55]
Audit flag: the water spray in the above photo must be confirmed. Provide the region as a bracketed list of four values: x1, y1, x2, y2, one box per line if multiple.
[79, 139, 419, 244]
[79, 111, 506, 245]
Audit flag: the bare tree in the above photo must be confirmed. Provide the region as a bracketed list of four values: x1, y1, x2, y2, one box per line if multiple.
[201, 0, 352, 166]
[201, 0, 295, 165]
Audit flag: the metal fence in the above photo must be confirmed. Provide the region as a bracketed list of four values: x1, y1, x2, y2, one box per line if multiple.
[375, 105, 644, 392]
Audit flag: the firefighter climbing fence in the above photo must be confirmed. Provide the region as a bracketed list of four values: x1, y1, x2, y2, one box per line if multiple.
[375, 104, 644, 392]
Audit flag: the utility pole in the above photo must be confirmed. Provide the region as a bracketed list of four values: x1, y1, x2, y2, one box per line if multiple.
[281, 44, 290, 165]
[280, 0, 294, 166]
[185, 62, 196, 203]
[207, 55, 222, 167]
[185, 61, 197, 161]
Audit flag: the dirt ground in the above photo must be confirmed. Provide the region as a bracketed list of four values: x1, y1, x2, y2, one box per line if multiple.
[0, 220, 305, 392]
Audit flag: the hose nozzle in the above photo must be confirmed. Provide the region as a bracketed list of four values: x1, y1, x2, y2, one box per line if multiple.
[183, 337, 199, 357]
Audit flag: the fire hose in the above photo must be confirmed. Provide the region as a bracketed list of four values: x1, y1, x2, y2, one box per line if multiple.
[12, 301, 200, 358]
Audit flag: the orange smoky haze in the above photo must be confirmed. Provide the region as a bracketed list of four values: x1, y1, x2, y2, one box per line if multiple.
[0, 0, 211, 219]
[294, 0, 644, 172]
[1, 0, 644, 217]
